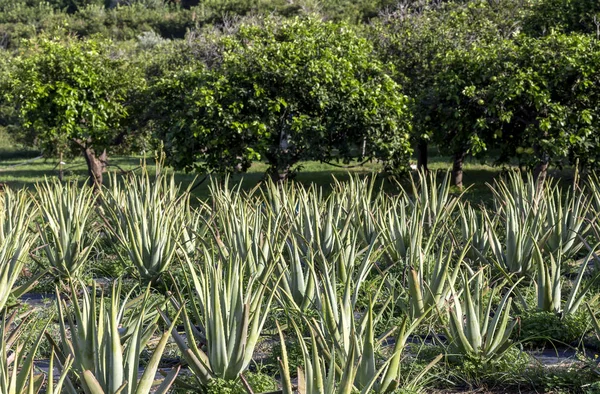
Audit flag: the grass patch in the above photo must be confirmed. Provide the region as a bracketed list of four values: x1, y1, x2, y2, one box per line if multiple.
[0, 135, 580, 205]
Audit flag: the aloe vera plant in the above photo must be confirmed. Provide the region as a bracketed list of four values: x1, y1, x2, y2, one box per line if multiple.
[49, 280, 179, 394]
[403, 245, 463, 320]
[490, 171, 543, 218]
[103, 168, 186, 282]
[484, 172, 548, 276]
[307, 235, 435, 392]
[1, 187, 34, 242]
[163, 243, 281, 386]
[179, 203, 210, 259]
[445, 269, 520, 362]
[532, 243, 600, 316]
[587, 302, 600, 342]
[257, 180, 320, 312]
[280, 293, 436, 393]
[0, 188, 39, 311]
[260, 175, 302, 220]
[35, 179, 99, 279]
[333, 175, 380, 247]
[276, 236, 318, 313]
[278, 315, 384, 394]
[486, 202, 542, 276]
[458, 203, 494, 261]
[378, 198, 426, 267]
[44, 350, 74, 394]
[313, 236, 380, 363]
[542, 183, 590, 259]
[210, 191, 283, 277]
[293, 189, 352, 265]
[402, 170, 460, 234]
[0, 310, 47, 394]
[589, 172, 600, 218]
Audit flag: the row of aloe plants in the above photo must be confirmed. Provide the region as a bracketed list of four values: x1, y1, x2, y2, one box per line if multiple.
[1, 167, 600, 392]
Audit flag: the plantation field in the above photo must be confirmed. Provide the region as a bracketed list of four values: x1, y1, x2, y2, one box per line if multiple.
[1, 0, 599, 388]
[1, 155, 600, 393]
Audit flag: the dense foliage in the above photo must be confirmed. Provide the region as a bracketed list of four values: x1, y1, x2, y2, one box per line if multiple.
[1, 170, 600, 392]
[149, 17, 412, 178]
[0, 0, 599, 185]
[3, 37, 142, 188]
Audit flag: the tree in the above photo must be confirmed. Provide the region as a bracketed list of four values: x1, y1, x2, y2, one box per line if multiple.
[4, 37, 142, 190]
[149, 16, 412, 180]
[477, 33, 600, 183]
[372, 0, 525, 187]
[417, 31, 600, 185]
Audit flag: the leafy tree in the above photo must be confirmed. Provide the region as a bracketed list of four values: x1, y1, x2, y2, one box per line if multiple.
[373, 0, 524, 187]
[3, 37, 143, 190]
[149, 17, 412, 180]
[407, 31, 600, 185]
[475, 33, 600, 182]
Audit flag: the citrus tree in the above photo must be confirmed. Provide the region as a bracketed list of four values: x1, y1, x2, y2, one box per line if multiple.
[479, 33, 600, 181]
[4, 37, 143, 190]
[149, 17, 412, 180]
[373, 0, 524, 187]
[375, 0, 600, 186]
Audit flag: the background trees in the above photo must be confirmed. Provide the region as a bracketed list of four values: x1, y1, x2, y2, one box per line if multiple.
[1, 0, 600, 187]
[476, 33, 600, 182]
[373, 0, 600, 187]
[372, 0, 525, 187]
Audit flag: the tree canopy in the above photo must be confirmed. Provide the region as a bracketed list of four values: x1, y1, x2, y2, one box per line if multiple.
[149, 17, 413, 179]
[1, 0, 600, 187]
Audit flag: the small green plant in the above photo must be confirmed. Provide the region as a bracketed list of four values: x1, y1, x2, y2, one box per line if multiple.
[103, 165, 186, 283]
[205, 378, 240, 394]
[458, 202, 494, 261]
[543, 181, 590, 259]
[201, 373, 277, 394]
[402, 244, 463, 320]
[485, 172, 544, 276]
[0, 188, 40, 312]
[162, 242, 281, 386]
[516, 309, 588, 347]
[402, 170, 460, 234]
[449, 346, 531, 387]
[243, 372, 278, 393]
[529, 243, 600, 316]
[0, 310, 48, 394]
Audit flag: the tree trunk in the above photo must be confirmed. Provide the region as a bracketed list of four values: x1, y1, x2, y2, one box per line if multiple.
[533, 142, 549, 193]
[99, 150, 108, 172]
[452, 150, 467, 189]
[83, 148, 105, 192]
[268, 164, 292, 183]
[58, 151, 64, 182]
[533, 159, 549, 194]
[417, 140, 429, 172]
[266, 128, 296, 182]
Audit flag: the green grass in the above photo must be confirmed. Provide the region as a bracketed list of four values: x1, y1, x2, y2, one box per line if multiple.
[0, 127, 578, 204]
